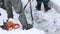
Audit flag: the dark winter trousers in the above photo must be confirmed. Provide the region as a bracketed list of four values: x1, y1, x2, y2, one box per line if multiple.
[0, 0, 6, 10]
[36, 0, 49, 3]
[36, 0, 50, 11]
[4, 0, 32, 30]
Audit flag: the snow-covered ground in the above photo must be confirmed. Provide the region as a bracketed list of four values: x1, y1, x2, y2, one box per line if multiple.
[0, 27, 45, 34]
[0, 0, 60, 34]
[50, 0, 60, 6]
[22, 0, 60, 34]
[0, 8, 46, 34]
[48, 0, 60, 13]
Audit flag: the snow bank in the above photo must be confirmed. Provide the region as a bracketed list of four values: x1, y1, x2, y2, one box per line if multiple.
[0, 28, 46, 34]
[48, 0, 60, 13]
[0, 8, 8, 25]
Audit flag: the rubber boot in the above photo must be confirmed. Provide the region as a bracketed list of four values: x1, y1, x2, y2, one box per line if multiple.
[8, 10, 13, 19]
[23, 24, 33, 30]
[19, 13, 33, 30]
[43, 3, 51, 11]
[22, 24, 33, 30]
[36, 3, 41, 10]
[7, 7, 13, 19]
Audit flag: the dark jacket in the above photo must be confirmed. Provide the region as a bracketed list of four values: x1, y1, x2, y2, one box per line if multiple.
[36, 0, 49, 3]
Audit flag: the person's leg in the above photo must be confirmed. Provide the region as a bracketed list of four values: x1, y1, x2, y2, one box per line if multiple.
[19, 13, 33, 30]
[12, 0, 33, 30]
[36, 3, 41, 10]
[36, 0, 42, 10]
[43, 0, 51, 11]
[1, 0, 6, 10]
[5, 0, 13, 19]
[0, 0, 6, 10]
